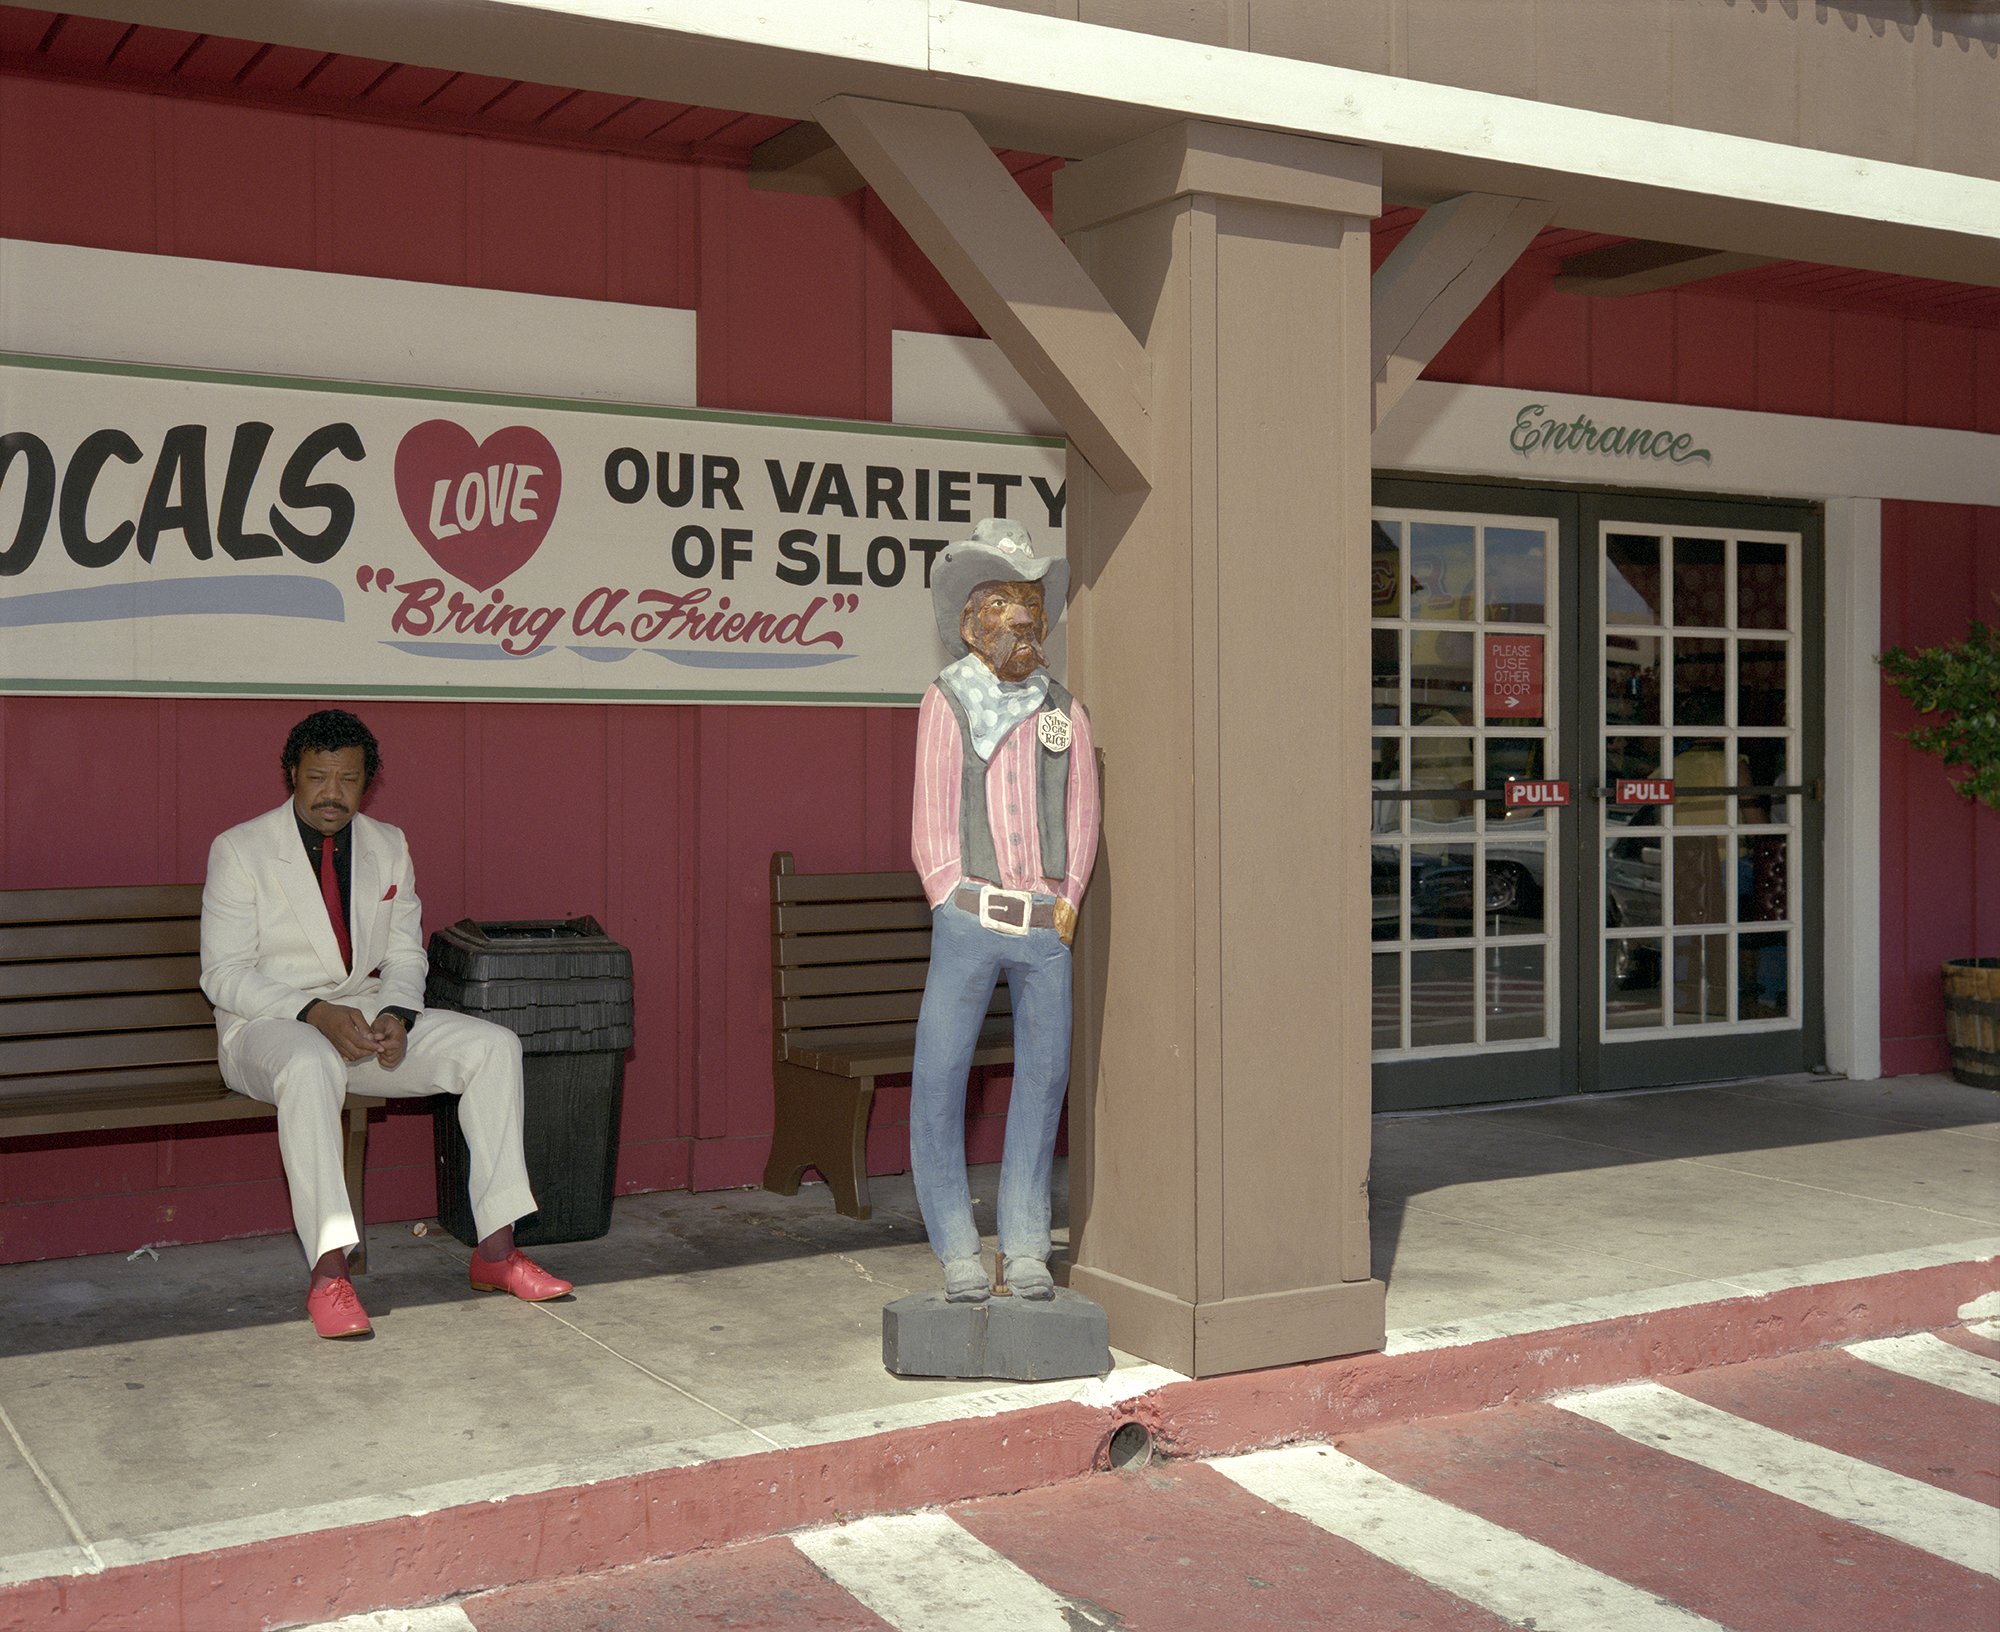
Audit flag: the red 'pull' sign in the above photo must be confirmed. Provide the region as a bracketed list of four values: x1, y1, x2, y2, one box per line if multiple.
[1616, 778, 1675, 805]
[1504, 779, 1570, 809]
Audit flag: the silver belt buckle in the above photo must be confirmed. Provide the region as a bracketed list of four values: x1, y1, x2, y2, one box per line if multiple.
[977, 884, 1033, 936]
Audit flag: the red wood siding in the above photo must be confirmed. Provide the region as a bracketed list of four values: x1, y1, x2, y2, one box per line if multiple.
[2, 76, 1996, 1262]
[0, 74, 1011, 1264]
[1877, 502, 2000, 1076]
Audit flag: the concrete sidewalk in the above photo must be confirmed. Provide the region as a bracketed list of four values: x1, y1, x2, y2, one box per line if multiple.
[2, 1072, 1995, 1629]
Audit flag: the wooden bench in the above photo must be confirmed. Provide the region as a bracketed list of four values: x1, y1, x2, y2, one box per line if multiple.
[762, 852, 1012, 1219]
[0, 885, 384, 1271]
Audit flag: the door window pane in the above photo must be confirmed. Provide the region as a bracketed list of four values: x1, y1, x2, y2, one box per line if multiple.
[1670, 739, 1734, 825]
[1607, 938, 1663, 1029]
[1485, 528, 1547, 623]
[1673, 933, 1730, 1024]
[1742, 836, 1788, 922]
[1371, 521, 1403, 618]
[1372, 953, 1402, 1047]
[1410, 522, 1476, 620]
[1412, 631, 1476, 723]
[1738, 640, 1787, 727]
[1738, 932, 1789, 1020]
[1673, 637, 1728, 726]
[1674, 536, 1727, 627]
[1409, 949, 1476, 1047]
[1606, 734, 1667, 802]
[1606, 635, 1662, 726]
[1607, 832, 1663, 928]
[1486, 845, 1545, 935]
[1372, 628, 1402, 724]
[1410, 845, 1477, 939]
[1486, 945, 1545, 1042]
[1739, 541, 1787, 630]
[1410, 735, 1477, 829]
[1673, 835, 1730, 926]
[1606, 534, 1663, 625]
[1371, 845, 1402, 940]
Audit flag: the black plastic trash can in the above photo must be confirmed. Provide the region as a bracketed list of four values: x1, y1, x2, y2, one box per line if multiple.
[425, 916, 633, 1248]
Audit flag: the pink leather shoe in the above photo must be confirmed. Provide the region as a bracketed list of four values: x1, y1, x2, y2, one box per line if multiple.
[469, 1250, 572, 1302]
[306, 1277, 372, 1339]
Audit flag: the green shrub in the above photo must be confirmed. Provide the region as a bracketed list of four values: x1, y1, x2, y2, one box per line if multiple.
[1878, 609, 2000, 813]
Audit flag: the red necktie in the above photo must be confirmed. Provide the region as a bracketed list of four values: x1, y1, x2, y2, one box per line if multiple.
[319, 834, 352, 970]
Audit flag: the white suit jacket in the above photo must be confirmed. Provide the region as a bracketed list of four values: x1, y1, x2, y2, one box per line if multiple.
[200, 801, 430, 1048]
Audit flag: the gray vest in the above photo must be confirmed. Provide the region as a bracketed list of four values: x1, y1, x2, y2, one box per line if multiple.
[937, 676, 1074, 886]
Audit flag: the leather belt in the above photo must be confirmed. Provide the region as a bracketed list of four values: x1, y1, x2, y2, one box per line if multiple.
[952, 884, 1058, 933]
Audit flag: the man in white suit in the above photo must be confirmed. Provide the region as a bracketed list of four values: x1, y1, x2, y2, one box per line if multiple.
[201, 708, 571, 1338]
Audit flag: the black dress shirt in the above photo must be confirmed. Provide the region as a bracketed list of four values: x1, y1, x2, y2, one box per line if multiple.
[293, 812, 417, 1033]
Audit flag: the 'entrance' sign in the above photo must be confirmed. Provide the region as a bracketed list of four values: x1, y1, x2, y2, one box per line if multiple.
[1615, 778, 1675, 805]
[1504, 779, 1569, 809]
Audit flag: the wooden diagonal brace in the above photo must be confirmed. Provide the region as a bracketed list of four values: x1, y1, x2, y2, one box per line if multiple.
[1371, 193, 1554, 430]
[816, 94, 1152, 494]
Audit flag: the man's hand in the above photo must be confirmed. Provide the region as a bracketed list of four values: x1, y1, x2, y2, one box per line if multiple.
[1052, 897, 1077, 947]
[369, 1011, 408, 1069]
[306, 1002, 383, 1063]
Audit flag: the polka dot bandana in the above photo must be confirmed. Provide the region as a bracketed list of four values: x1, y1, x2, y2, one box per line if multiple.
[942, 652, 1048, 761]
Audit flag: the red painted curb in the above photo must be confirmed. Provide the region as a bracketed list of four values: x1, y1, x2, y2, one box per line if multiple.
[5, 1253, 1992, 1632]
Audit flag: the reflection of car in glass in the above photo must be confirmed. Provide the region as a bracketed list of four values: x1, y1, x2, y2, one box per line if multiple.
[1605, 805, 1663, 989]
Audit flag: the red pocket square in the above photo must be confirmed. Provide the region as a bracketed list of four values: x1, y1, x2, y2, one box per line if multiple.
[382, 884, 398, 900]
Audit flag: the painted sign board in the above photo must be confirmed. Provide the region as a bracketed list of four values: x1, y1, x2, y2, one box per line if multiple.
[1484, 633, 1544, 720]
[1615, 778, 1675, 805]
[1504, 779, 1569, 809]
[0, 354, 1066, 705]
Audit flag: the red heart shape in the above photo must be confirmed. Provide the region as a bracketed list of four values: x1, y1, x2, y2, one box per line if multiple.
[393, 420, 562, 592]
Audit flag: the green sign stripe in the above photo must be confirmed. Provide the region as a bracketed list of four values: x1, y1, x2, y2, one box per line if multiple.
[0, 351, 1065, 449]
[0, 678, 924, 706]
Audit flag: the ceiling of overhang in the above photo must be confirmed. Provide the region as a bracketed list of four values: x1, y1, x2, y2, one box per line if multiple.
[3, 8, 1993, 329]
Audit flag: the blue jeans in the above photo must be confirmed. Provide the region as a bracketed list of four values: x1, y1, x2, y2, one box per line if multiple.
[909, 899, 1073, 1265]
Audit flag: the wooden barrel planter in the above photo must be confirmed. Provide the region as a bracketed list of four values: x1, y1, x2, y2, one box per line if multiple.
[1943, 958, 2000, 1089]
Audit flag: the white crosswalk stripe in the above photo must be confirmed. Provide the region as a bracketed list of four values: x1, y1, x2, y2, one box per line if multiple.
[290, 1609, 475, 1632]
[794, 1510, 1086, 1632]
[1211, 1444, 1733, 1632]
[1848, 1331, 2000, 1404]
[1556, 1382, 2000, 1578]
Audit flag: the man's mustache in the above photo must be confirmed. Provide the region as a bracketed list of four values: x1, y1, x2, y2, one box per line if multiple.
[984, 628, 1045, 670]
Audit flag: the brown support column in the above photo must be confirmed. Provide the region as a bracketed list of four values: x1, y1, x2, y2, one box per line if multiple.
[1058, 123, 1385, 1377]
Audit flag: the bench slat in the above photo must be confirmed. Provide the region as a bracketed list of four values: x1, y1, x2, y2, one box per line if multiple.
[776, 929, 935, 968]
[778, 986, 1011, 1033]
[0, 1027, 219, 1077]
[0, 990, 215, 1039]
[0, 885, 204, 926]
[1, 954, 204, 1000]
[787, 1026, 1015, 1079]
[0, 1085, 385, 1140]
[771, 869, 925, 905]
[774, 899, 934, 936]
[0, 918, 201, 962]
[775, 959, 933, 998]
[0, 1063, 227, 1105]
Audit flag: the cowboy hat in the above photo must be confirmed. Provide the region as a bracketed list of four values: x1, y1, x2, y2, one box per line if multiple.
[930, 518, 1070, 659]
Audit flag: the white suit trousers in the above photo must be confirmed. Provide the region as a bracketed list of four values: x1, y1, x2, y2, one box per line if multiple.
[220, 1010, 539, 1264]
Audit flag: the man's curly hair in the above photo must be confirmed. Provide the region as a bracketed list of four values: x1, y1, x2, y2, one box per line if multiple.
[281, 709, 381, 786]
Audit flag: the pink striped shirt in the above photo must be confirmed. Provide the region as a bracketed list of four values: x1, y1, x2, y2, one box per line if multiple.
[911, 682, 1100, 910]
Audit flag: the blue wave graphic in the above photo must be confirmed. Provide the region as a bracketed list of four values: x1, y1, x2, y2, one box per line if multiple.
[0, 575, 346, 627]
[380, 642, 555, 661]
[568, 646, 638, 664]
[649, 649, 855, 669]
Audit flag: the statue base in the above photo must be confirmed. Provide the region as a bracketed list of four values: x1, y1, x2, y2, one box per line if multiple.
[882, 1288, 1111, 1381]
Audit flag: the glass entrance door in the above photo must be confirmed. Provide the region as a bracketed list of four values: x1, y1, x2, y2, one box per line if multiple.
[1584, 493, 1824, 1092]
[1370, 481, 1823, 1111]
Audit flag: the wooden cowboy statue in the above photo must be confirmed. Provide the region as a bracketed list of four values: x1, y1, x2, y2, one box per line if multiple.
[909, 518, 1101, 1303]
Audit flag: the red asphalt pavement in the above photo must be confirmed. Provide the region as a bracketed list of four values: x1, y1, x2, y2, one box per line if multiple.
[457, 1324, 1999, 1632]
